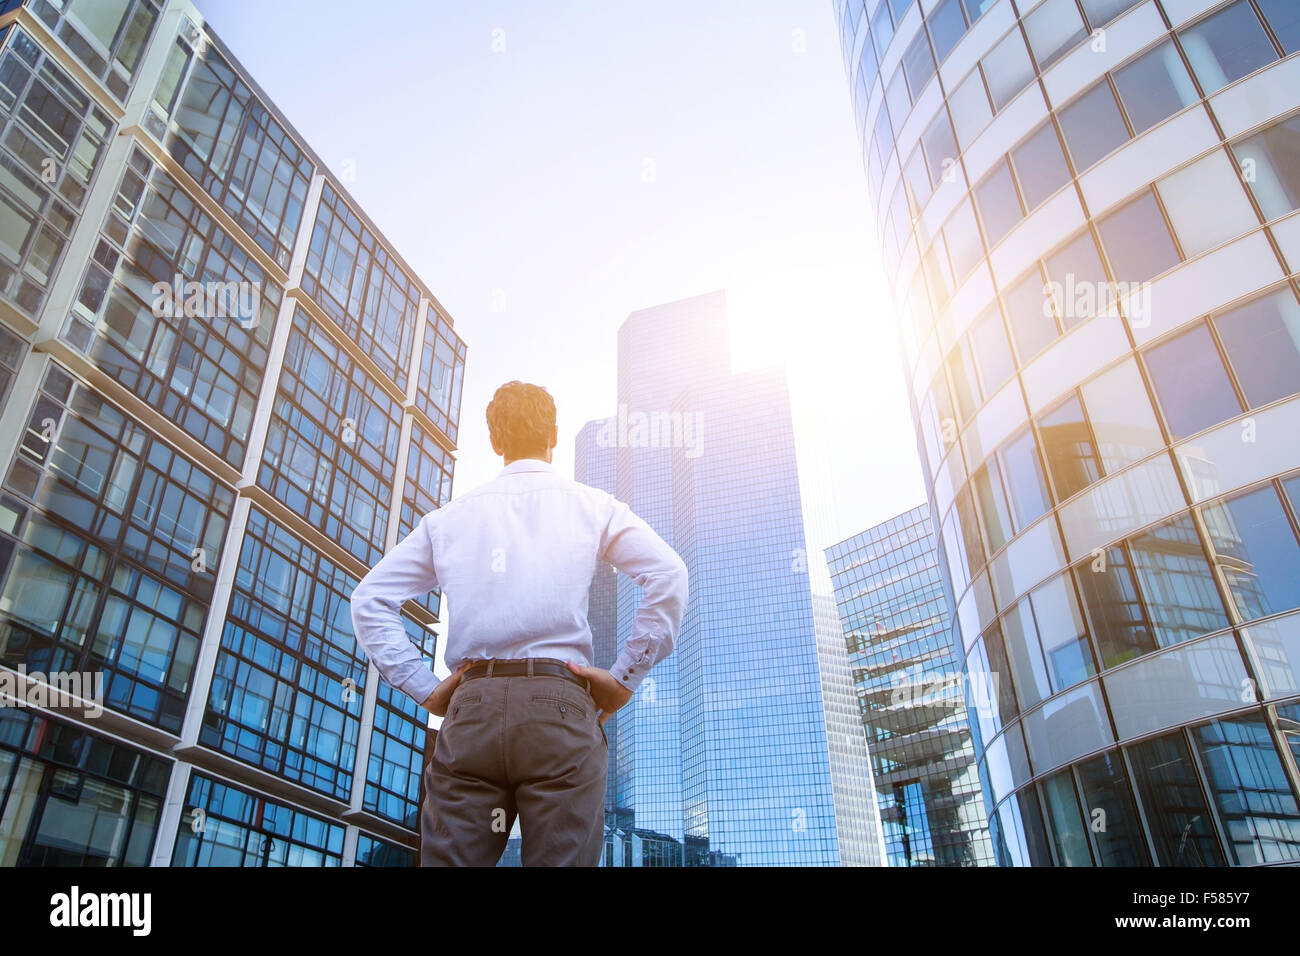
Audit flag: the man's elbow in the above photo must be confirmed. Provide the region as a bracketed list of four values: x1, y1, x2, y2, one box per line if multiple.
[669, 555, 689, 607]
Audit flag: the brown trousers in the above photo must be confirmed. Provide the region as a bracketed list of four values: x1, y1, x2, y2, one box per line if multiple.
[420, 671, 608, 866]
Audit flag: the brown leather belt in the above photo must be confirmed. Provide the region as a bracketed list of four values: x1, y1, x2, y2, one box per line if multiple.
[461, 657, 591, 693]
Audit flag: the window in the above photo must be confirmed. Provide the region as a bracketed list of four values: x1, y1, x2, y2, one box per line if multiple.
[1043, 229, 1111, 328]
[1201, 484, 1300, 620]
[1156, 150, 1259, 258]
[1039, 393, 1101, 501]
[921, 109, 959, 185]
[903, 145, 932, 206]
[970, 305, 1015, 394]
[973, 458, 1014, 553]
[1040, 771, 1093, 866]
[962, 0, 997, 22]
[1213, 286, 1300, 409]
[1076, 750, 1150, 865]
[889, 0, 912, 22]
[886, 65, 911, 127]
[943, 199, 984, 281]
[1128, 513, 1231, 648]
[949, 69, 992, 147]
[1191, 714, 1300, 864]
[871, 0, 895, 58]
[974, 159, 1023, 246]
[1079, 358, 1164, 472]
[1144, 323, 1242, 440]
[1095, 190, 1180, 285]
[1257, 0, 1300, 54]
[1128, 731, 1226, 866]
[1080, 0, 1141, 28]
[1074, 544, 1156, 668]
[981, 28, 1035, 111]
[872, 102, 895, 170]
[1010, 121, 1071, 210]
[1004, 266, 1056, 360]
[1111, 40, 1197, 135]
[948, 339, 980, 423]
[1024, 0, 1088, 70]
[1232, 113, 1300, 221]
[928, 0, 968, 62]
[1058, 80, 1129, 171]
[1030, 573, 1095, 691]
[999, 426, 1051, 531]
[1179, 0, 1278, 95]
[902, 30, 936, 98]
[1003, 598, 1051, 709]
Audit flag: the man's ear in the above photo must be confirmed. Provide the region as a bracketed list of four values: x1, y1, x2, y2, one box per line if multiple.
[548, 425, 558, 450]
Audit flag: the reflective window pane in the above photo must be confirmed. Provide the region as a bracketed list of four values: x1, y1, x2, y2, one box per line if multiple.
[886, 65, 912, 126]
[1031, 573, 1096, 691]
[1127, 730, 1227, 866]
[1129, 513, 1231, 648]
[1095, 190, 1180, 285]
[1213, 286, 1300, 409]
[971, 305, 1015, 394]
[922, 109, 960, 184]
[1179, 0, 1277, 95]
[1040, 392, 1101, 500]
[943, 199, 984, 282]
[1201, 485, 1300, 621]
[1004, 267, 1057, 360]
[1233, 113, 1300, 221]
[982, 28, 1035, 111]
[999, 426, 1051, 531]
[974, 159, 1023, 246]
[1003, 598, 1051, 710]
[928, 0, 969, 62]
[1076, 750, 1150, 865]
[974, 458, 1014, 553]
[1112, 39, 1198, 135]
[1074, 544, 1157, 668]
[1257, 0, 1300, 54]
[1043, 229, 1111, 329]
[1156, 149, 1259, 258]
[1040, 770, 1093, 866]
[902, 30, 937, 98]
[1011, 120, 1071, 211]
[1192, 713, 1300, 864]
[1144, 323, 1242, 440]
[1058, 80, 1129, 171]
[1079, 358, 1164, 474]
[871, 0, 895, 58]
[949, 68, 993, 148]
[1024, 0, 1088, 71]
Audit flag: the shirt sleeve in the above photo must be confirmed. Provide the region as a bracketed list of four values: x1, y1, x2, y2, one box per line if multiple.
[598, 494, 689, 693]
[349, 512, 441, 708]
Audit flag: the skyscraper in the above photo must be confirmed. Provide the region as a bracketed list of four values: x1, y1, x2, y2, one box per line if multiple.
[836, 0, 1300, 865]
[0, 0, 465, 866]
[827, 506, 993, 865]
[577, 291, 882, 865]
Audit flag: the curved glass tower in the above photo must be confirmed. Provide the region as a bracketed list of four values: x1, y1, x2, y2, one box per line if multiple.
[835, 0, 1300, 865]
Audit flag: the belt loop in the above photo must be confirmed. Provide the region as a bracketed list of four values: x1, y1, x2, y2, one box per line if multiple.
[486, 660, 495, 678]
[527, 658, 534, 677]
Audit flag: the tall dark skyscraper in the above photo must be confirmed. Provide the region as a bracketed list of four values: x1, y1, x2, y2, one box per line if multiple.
[576, 291, 883, 865]
[835, 0, 1300, 864]
[0, 0, 464, 866]
[828, 505, 993, 865]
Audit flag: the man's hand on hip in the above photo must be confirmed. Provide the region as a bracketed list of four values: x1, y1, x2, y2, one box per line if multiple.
[421, 661, 474, 717]
[567, 660, 633, 726]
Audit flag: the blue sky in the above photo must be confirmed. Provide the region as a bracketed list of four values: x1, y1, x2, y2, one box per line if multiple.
[195, 0, 925, 567]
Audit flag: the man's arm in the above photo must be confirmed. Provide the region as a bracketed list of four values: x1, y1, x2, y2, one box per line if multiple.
[599, 494, 688, 693]
[349, 512, 442, 708]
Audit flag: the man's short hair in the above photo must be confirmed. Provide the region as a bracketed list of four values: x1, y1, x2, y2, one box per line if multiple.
[486, 381, 556, 459]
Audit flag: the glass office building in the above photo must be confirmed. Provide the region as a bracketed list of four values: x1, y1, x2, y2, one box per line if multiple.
[576, 291, 882, 865]
[827, 506, 993, 865]
[0, 0, 465, 866]
[835, 0, 1300, 864]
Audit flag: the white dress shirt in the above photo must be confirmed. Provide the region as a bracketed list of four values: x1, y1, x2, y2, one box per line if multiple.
[350, 458, 688, 707]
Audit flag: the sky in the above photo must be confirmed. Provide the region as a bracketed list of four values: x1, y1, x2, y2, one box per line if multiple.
[195, 0, 926, 577]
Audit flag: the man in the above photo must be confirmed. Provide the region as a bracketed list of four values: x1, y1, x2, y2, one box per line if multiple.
[350, 380, 688, 866]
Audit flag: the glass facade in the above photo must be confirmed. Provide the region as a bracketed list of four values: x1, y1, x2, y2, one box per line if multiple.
[0, 0, 465, 866]
[835, 0, 1300, 864]
[827, 506, 994, 865]
[577, 292, 878, 865]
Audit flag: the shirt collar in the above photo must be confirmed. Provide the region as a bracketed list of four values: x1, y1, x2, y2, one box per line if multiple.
[499, 458, 554, 477]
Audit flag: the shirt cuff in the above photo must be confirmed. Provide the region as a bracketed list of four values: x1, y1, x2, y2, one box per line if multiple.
[400, 668, 441, 710]
[611, 647, 654, 694]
